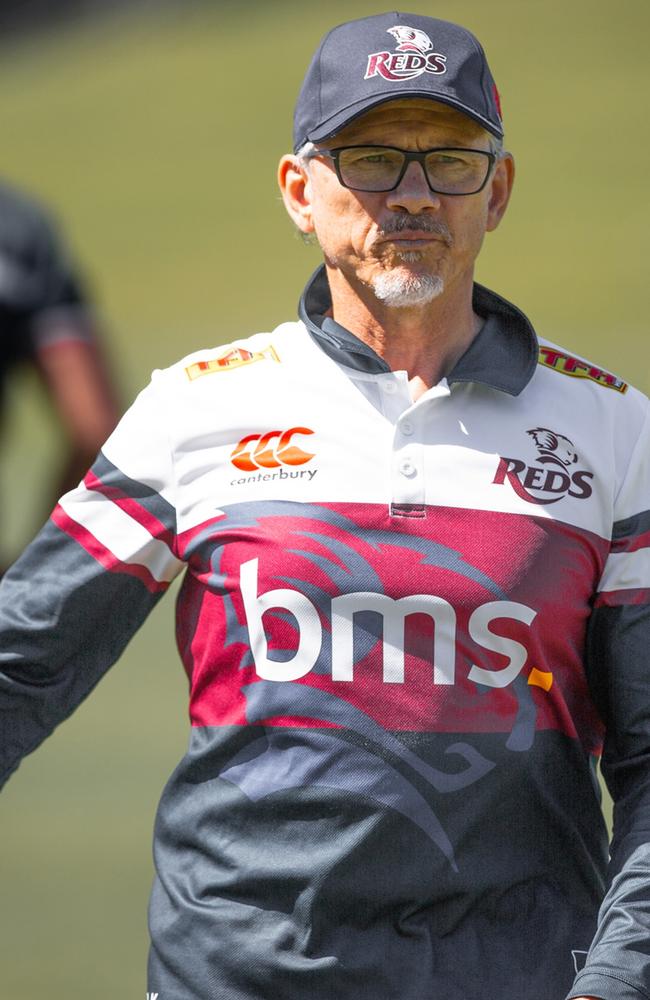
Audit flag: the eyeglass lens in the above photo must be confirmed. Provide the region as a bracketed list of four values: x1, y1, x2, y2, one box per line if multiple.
[336, 147, 491, 195]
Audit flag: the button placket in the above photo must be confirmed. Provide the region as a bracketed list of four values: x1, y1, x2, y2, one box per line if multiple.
[389, 386, 449, 512]
[391, 407, 425, 507]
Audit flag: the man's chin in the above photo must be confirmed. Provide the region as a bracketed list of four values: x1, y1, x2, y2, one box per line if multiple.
[370, 270, 445, 308]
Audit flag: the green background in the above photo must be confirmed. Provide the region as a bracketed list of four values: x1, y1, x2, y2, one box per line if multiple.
[0, 1, 648, 996]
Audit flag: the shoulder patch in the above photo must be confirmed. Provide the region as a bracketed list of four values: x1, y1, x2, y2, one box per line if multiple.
[185, 344, 280, 381]
[538, 346, 627, 393]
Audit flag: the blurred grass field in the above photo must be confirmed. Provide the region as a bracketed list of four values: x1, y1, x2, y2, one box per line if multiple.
[0, 1, 648, 996]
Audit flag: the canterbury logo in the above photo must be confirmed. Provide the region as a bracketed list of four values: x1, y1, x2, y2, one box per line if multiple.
[231, 427, 315, 472]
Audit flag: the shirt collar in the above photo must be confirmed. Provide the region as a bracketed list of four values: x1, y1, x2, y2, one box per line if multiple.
[298, 264, 539, 396]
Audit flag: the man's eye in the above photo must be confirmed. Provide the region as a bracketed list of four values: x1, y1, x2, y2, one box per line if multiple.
[431, 154, 464, 165]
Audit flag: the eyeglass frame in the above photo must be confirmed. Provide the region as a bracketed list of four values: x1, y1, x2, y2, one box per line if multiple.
[303, 144, 498, 196]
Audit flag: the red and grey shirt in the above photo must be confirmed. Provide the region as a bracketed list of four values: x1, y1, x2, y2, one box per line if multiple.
[2, 265, 650, 1000]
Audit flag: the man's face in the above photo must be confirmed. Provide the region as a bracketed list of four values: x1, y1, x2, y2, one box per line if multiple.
[280, 99, 514, 308]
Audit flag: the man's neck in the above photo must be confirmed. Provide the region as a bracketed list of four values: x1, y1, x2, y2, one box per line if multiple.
[325, 265, 483, 398]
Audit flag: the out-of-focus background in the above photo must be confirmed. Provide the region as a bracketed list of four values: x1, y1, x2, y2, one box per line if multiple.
[0, 1, 647, 997]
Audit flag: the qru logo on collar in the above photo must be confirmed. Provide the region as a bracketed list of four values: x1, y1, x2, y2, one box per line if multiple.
[365, 25, 447, 82]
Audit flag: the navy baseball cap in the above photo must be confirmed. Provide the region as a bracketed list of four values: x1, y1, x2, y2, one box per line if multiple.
[293, 12, 503, 152]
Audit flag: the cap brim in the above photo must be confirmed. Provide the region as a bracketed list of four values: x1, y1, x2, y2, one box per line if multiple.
[301, 90, 503, 150]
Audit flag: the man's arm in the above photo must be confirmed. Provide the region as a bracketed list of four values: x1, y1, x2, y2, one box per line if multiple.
[0, 373, 183, 786]
[34, 332, 119, 506]
[568, 398, 650, 1000]
[21, 203, 120, 519]
[0, 185, 119, 545]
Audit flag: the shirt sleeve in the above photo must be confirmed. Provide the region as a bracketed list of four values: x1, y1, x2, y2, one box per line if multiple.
[569, 397, 650, 1000]
[0, 371, 184, 788]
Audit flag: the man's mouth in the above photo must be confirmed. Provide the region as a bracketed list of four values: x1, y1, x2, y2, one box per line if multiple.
[376, 217, 453, 249]
[381, 234, 440, 246]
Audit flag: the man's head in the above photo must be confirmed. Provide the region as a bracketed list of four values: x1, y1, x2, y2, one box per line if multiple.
[279, 13, 514, 311]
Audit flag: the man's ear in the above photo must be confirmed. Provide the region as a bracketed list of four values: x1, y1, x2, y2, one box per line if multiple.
[486, 153, 515, 232]
[278, 155, 314, 234]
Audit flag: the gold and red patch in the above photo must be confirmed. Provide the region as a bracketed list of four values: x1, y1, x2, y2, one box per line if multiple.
[185, 344, 280, 381]
[538, 346, 627, 393]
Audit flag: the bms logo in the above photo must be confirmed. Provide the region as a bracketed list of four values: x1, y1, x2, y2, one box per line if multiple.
[365, 25, 447, 81]
[493, 427, 594, 506]
[241, 555, 537, 688]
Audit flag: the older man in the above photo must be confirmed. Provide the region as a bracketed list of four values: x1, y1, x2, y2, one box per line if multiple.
[1, 12, 648, 1000]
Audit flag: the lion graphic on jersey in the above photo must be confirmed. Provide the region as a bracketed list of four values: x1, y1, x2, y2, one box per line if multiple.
[527, 427, 578, 467]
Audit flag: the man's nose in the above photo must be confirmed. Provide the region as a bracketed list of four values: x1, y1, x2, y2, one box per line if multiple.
[385, 160, 441, 214]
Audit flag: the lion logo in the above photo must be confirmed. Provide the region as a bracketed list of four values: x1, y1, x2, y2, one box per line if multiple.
[386, 25, 433, 54]
[527, 428, 579, 468]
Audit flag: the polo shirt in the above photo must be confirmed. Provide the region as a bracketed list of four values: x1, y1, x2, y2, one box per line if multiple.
[1, 265, 649, 1000]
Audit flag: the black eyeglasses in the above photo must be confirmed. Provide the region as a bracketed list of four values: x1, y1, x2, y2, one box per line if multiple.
[305, 145, 496, 196]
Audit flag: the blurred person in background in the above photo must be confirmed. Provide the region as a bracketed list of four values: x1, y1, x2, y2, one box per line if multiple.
[0, 180, 118, 566]
[0, 11, 648, 1000]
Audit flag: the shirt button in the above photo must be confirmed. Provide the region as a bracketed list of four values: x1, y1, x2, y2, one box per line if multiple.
[400, 459, 416, 477]
[401, 420, 414, 436]
[382, 381, 397, 394]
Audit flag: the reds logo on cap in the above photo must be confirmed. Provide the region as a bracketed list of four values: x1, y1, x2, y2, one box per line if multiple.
[365, 25, 447, 82]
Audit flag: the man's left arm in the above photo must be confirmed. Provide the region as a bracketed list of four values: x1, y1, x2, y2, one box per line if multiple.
[569, 397, 650, 1000]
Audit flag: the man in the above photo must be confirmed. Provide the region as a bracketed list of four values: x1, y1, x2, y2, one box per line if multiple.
[0, 180, 118, 561]
[1, 12, 648, 1000]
